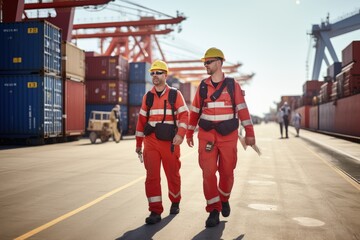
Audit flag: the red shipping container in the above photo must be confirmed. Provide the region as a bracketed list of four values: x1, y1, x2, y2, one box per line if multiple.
[309, 105, 318, 130]
[319, 82, 333, 103]
[86, 55, 128, 81]
[302, 80, 323, 97]
[341, 41, 360, 67]
[128, 106, 141, 135]
[333, 94, 360, 136]
[86, 80, 128, 104]
[64, 79, 86, 137]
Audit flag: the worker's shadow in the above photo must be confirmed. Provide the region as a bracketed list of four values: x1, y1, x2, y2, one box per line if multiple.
[192, 221, 245, 240]
[116, 215, 176, 240]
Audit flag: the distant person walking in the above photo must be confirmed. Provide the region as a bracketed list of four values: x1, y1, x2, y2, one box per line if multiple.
[281, 101, 291, 138]
[110, 104, 122, 143]
[276, 108, 284, 138]
[293, 112, 302, 137]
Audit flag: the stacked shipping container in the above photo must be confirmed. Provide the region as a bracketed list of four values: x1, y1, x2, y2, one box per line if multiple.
[62, 41, 86, 139]
[85, 55, 129, 134]
[0, 21, 63, 143]
[127, 62, 152, 135]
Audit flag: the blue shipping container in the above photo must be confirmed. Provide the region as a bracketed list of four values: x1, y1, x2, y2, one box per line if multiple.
[129, 62, 152, 83]
[0, 20, 61, 75]
[86, 104, 128, 135]
[0, 75, 62, 138]
[128, 82, 153, 106]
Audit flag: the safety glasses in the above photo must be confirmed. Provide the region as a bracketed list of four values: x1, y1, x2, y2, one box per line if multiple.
[150, 71, 165, 76]
[203, 59, 218, 66]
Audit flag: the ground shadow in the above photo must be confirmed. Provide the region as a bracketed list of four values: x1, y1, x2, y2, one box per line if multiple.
[116, 215, 176, 240]
[192, 221, 245, 240]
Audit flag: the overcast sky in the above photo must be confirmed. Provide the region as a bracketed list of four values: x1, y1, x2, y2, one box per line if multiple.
[74, 0, 360, 116]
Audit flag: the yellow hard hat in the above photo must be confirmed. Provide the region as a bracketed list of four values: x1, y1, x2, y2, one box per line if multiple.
[201, 47, 225, 61]
[149, 60, 169, 73]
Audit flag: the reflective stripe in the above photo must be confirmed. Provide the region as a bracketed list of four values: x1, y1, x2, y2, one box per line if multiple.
[169, 191, 181, 199]
[188, 125, 196, 130]
[139, 109, 147, 117]
[218, 187, 231, 197]
[150, 109, 173, 115]
[136, 131, 144, 137]
[207, 196, 220, 205]
[201, 113, 235, 121]
[148, 196, 162, 203]
[178, 122, 187, 129]
[177, 105, 189, 113]
[207, 102, 232, 108]
[236, 103, 247, 111]
[242, 119, 253, 126]
[191, 106, 200, 113]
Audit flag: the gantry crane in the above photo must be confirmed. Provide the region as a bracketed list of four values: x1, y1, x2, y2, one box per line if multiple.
[310, 10, 360, 80]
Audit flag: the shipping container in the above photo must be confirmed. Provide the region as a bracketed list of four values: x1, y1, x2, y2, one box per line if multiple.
[343, 73, 360, 96]
[319, 81, 333, 103]
[64, 79, 85, 137]
[85, 104, 128, 135]
[129, 62, 152, 83]
[86, 80, 128, 104]
[326, 62, 342, 81]
[128, 82, 153, 106]
[293, 105, 310, 128]
[62, 41, 85, 81]
[302, 80, 323, 97]
[128, 106, 141, 135]
[180, 82, 198, 104]
[0, 20, 61, 75]
[0, 74, 62, 139]
[341, 41, 360, 67]
[85, 55, 128, 81]
[308, 105, 318, 130]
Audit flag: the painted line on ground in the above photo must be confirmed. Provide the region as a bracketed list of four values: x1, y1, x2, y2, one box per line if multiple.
[14, 176, 146, 240]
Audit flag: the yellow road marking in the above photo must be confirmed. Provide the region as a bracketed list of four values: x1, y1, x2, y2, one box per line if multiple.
[15, 176, 146, 240]
[303, 145, 360, 191]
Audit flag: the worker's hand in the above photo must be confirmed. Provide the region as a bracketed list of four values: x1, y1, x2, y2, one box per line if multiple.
[172, 134, 184, 145]
[135, 147, 142, 154]
[245, 137, 255, 146]
[186, 137, 194, 147]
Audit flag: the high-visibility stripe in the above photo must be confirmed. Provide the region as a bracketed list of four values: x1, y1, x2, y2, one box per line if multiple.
[150, 109, 173, 115]
[218, 187, 231, 197]
[207, 196, 220, 205]
[236, 103, 247, 111]
[200, 113, 235, 121]
[136, 131, 144, 137]
[177, 105, 189, 113]
[148, 196, 162, 203]
[188, 125, 196, 130]
[178, 122, 187, 129]
[139, 109, 147, 117]
[191, 106, 200, 113]
[169, 191, 181, 198]
[242, 119, 253, 126]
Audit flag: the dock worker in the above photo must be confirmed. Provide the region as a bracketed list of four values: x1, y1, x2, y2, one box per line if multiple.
[186, 47, 256, 227]
[135, 60, 189, 225]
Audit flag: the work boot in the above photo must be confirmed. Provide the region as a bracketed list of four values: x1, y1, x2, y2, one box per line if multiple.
[170, 202, 180, 214]
[145, 212, 161, 225]
[205, 210, 220, 228]
[221, 201, 231, 217]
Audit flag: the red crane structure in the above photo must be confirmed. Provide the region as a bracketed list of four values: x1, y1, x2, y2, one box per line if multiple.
[1, 0, 254, 84]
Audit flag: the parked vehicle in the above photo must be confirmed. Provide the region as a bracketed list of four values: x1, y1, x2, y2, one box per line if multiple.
[87, 111, 120, 144]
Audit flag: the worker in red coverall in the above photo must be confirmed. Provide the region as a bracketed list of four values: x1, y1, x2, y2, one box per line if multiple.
[186, 48, 256, 228]
[135, 60, 189, 225]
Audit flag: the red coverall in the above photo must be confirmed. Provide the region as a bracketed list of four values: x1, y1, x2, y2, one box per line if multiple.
[136, 85, 189, 215]
[186, 77, 254, 213]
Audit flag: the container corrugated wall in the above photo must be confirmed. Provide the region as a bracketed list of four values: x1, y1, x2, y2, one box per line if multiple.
[62, 41, 85, 81]
[86, 80, 128, 104]
[0, 75, 62, 138]
[129, 62, 151, 83]
[0, 21, 61, 75]
[128, 82, 152, 105]
[64, 80, 85, 136]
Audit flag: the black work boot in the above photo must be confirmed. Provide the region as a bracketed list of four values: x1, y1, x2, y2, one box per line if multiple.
[221, 201, 230, 217]
[145, 212, 161, 224]
[170, 202, 180, 214]
[205, 210, 220, 227]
